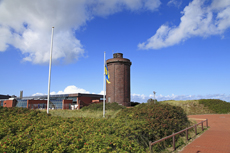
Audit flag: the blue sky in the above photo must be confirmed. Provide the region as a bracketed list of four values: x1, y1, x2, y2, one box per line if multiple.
[1, 0, 230, 102]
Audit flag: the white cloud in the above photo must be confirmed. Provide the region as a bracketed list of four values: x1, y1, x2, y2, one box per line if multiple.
[131, 93, 230, 102]
[0, 0, 161, 64]
[99, 90, 106, 95]
[144, 0, 161, 11]
[54, 85, 90, 94]
[32, 85, 90, 96]
[139, 0, 230, 50]
[167, 0, 182, 8]
[32, 92, 45, 96]
[131, 93, 148, 102]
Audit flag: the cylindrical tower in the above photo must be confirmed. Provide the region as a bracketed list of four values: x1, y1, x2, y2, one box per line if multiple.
[106, 53, 132, 106]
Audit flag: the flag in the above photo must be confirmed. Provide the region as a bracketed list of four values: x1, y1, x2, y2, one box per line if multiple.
[105, 64, 110, 84]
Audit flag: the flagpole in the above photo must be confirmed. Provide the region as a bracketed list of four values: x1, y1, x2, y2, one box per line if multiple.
[47, 27, 54, 114]
[103, 52, 106, 118]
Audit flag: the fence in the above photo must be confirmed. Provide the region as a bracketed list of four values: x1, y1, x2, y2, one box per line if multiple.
[149, 119, 208, 152]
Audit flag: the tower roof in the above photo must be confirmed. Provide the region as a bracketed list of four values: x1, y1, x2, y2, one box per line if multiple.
[106, 53, 132, 65]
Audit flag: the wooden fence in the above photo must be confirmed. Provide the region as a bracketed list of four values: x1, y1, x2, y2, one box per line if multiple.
[149, 119, 208, 152]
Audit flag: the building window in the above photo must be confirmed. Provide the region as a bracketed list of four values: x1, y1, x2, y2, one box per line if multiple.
[108, 97, 110, 103]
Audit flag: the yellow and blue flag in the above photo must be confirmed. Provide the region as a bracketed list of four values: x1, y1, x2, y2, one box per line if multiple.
[105, 64, 110, 84]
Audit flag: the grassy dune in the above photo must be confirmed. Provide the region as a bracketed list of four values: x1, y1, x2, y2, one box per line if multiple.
[45, 99, 230, 118]
[45, 99, 217, 118]
[160, 100, 214, 115]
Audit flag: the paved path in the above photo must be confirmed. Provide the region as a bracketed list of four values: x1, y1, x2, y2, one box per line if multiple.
[181, 114, 230, 153]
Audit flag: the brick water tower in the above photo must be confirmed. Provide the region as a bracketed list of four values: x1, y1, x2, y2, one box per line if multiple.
[106, 53, 132, 106]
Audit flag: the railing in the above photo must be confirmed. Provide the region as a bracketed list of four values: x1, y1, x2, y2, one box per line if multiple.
[149, 119, 208, 152]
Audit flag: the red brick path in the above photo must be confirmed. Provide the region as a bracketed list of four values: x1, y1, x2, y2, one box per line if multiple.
[181, 114, 230, 153]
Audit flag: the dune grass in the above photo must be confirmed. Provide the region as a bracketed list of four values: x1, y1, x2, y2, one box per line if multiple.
[160, 100, 214, 115]
[41, 109, 122, 118]
[44, 99, 214, 118]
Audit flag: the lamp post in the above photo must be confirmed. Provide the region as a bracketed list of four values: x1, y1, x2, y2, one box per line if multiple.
[153, 91, 156, 104]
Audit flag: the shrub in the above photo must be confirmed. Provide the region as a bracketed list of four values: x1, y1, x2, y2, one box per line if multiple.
[0, 104, 189, 152]
[198, 99, 230, 114]
[147, 98, 158, 103]
[0, 107, 145, 152]
[130, 102, 140, 106]
[116, 102, 189, 150]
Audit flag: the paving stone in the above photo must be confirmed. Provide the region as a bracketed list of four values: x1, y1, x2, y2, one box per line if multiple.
[181, 114, 230, 153]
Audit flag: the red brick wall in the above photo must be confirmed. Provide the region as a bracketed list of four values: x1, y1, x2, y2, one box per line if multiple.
[27, 100, 47, 109]
[62, 100, 72, 110]
[106, 53, 131, 106]
[3, 100, 17, 108]
[77, 96, 101, 109]
[78, 97, 93, 108]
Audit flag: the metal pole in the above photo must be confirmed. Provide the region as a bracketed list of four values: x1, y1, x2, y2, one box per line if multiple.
[153, 91, 156, 103]
[103, 52, 106, 118]
[47, 27, 54, 114]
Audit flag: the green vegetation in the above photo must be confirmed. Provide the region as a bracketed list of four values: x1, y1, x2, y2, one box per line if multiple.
[198, 99, 230, 114]
[147, 98, 158, 103]
[159, 99, 230, 115]
[81, 102, 126, 111]
[0, 102, 191, 152]
[160, 100, 214, 115]
[46, 102, 124, 118]
[116, 102, 189, 151]
[46, 109, 121, 119]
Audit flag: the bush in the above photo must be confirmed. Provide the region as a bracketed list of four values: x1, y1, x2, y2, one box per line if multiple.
[0, 104, 189, 152]
[0, 107, 145, 152]
[130, 102, 140, 106]
[198, 99, 230, 114]
[147, 98, 158, 103]
[81, 102, 126, 111]
[116, 102, 189, 150]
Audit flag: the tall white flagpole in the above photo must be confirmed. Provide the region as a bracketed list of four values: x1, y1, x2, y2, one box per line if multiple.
[103, 52, 106, 118]
[47, 27, 54, 114]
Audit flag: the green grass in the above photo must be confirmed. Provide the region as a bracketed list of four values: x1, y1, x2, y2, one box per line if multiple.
[199, 99, 230, 114]
[45, 99, 230, 119]
[41, 109, 122, 118]
[41, 102, 125, 118]
[160, 100, 214, 115]
[80, 102, 126, 111]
